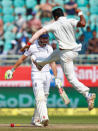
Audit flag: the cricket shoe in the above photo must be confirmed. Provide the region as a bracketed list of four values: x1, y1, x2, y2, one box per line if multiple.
[42, 119, 49, 127]
[87, 93, 96, 111]
[31, 118, 43, 127]
[32, 122, 43, 127]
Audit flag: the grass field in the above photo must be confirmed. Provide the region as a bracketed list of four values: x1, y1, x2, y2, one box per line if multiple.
[0, 115, 98, 131]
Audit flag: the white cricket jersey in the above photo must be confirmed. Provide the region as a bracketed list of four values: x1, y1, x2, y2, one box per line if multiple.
[44, 16, 81, 50]
[24, 40, 53, 72]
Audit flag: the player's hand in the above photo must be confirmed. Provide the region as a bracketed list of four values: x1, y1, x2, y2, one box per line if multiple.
[33, 60, 43, 71]
[75, 8, 81, 15]
[55, 78, 62, 88]
[20, 45, 30, 52]
[5, 70, 13, 80]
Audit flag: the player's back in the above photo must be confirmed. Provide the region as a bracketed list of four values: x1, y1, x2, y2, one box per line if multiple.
[54, 17, 79, 49]
[44, 16, 80, 50]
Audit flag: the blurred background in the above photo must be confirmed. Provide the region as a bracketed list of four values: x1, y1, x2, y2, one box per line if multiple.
[0, 0, 98, 119]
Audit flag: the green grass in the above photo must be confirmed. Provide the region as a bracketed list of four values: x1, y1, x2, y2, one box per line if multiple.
[0, 115, 98, 124]
[50, 115, 98, 124]
[0, 115, 98, 131]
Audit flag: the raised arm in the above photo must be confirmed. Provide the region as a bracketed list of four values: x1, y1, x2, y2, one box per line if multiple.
[75, 9, 86, 27]
[20, 28, 47, 52]
[29, 28, 47, 43]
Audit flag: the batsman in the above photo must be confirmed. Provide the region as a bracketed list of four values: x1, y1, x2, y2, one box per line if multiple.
[20, 7, 96, 111]
[5, 34, 58, 127]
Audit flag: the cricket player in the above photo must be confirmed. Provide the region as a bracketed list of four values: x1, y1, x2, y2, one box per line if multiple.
[5, 34, 57, 127]
[20, 7, 96, 111]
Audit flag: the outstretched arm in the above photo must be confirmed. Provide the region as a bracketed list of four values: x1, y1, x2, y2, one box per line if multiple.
[12, 55, 27, 71]
[5, 55, 27, 79]
[20, 28, 47, 52]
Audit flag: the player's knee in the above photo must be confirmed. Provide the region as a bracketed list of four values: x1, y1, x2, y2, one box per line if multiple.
[67, 75, 80, 87]
[67, 75, 76, 84]
[35, 95, 45, 102]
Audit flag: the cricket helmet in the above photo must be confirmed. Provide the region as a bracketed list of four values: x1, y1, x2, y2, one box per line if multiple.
[38, 33, 49, 47]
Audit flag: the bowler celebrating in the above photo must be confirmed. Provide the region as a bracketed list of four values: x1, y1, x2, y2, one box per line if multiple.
[20, 7, 96, 111]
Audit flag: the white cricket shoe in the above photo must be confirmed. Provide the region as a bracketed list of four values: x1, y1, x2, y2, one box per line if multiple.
[31, 117, 43, 127]
[32, 121, 43, 127]
[87, 93, 96, 111]
[42, 119, 49, 127]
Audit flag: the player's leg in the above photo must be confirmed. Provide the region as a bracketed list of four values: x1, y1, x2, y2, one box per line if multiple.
[31, 72, 42, 126]
[60, 51, 96, 110]
[33, 81, 49, 125]
[32, 100, 48, 127]
[36, 49, 60, 67]
[32, 107, 42, 127]
[32, 72, 49, 126]
[42, 72, 51, 126]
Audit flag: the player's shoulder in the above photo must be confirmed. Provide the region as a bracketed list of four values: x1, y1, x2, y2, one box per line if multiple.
[57, 17, 70, 24]
[58, 16, 67, 21]
[67, 17, 78, 22]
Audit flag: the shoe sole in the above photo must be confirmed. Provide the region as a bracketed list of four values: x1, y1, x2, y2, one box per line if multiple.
[42, 119, 49, 127]
[88, 93, 96, 111]
[31, 122, 43, 127]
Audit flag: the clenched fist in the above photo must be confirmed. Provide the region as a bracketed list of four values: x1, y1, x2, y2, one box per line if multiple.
[75, 8, 81, 14]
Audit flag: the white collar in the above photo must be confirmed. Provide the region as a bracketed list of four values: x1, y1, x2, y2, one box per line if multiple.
[58, 16, 67, 20]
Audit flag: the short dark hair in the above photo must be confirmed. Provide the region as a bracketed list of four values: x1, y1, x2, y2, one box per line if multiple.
[52, 8, 64, 20]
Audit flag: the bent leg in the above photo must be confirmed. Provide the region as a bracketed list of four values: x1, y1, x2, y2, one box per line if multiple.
[36, 49, 60, 67]
[60, 51, 95, 110]
[60, 51, 90, 97]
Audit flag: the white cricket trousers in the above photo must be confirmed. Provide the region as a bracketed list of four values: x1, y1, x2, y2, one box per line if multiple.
[31, 71, 51, 122]
[37, 49, 89, 97]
